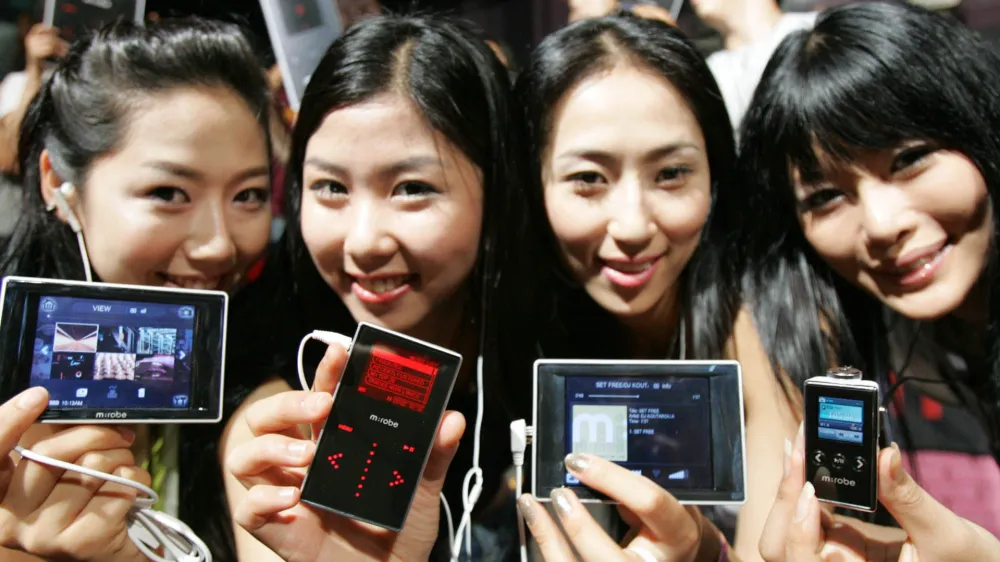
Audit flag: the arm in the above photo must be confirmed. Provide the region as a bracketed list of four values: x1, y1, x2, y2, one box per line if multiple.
[728, 307, 801, 562]
[220, 376, 297, 562]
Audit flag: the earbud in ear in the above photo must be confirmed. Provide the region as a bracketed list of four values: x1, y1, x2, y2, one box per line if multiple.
[51, 182, 83, 233]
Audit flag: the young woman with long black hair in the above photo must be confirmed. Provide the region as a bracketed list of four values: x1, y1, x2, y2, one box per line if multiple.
[735, 2, 1000, 558]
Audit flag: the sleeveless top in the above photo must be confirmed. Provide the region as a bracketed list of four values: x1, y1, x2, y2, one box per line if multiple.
[881, 310, 1000, 536]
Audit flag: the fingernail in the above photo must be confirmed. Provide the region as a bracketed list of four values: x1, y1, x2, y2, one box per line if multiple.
[117, 426, 135, 443]
[16, 387, 47, 410]
[794, 422, 805, 454]
[889, 443, 905, 484]
[793, 482, 815, 523]
[551, 489, 573, 518]
[516, 495, 536, 524]
[278, 487, 297, 498]
[288, 441, 309, 456]
[783, 438, 792, 478]
[564, 453, 590, 474]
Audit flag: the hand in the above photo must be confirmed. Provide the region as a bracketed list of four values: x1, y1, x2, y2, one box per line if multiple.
[518, 453, 725, 562]
[24, 25, 68, 74]
[759, 425, 1000, 562]
[629, 4, 676, 26]
[227, 343, 466, 562]
[567, 0, 617, 22]
[0, 387, 150, 561]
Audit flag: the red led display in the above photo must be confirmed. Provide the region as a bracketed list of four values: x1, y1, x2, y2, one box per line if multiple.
[328, 452, 343, 469]
[358, 344, 440, 413]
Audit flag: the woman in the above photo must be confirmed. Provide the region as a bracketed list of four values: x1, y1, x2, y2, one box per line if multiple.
[0, 18, 273, 561]
[735, 2, 1000, 557]
[222, 13, 532, 561]
[511, 13, 798, 562]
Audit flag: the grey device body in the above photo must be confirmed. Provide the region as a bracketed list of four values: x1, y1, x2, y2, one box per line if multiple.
[804, 367, 882, 512]
[258, 0, 343, 111]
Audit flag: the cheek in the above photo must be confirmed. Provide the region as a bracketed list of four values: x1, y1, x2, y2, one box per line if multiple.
[299, 200, 346, 277]
[81, 204, 183, 283]
[231, 213, 272, 264]
[407, 204, 483, 282]
[544, 189, 603, 267]
[802, 221, 860, 278]
[650, 189, 711, 244]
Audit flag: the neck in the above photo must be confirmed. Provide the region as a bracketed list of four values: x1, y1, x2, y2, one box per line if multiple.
[620, 286, 681, 359]
[716, 1, 784, 51]
[407, 293, 477, 391]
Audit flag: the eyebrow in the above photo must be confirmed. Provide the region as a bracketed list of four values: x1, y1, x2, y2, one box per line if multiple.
[145, 161, 269, 184]
[304, 155, 447, 180]
[555, 143, 701, 166]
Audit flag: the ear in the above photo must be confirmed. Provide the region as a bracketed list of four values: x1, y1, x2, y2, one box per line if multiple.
[38, 149, 80, 227]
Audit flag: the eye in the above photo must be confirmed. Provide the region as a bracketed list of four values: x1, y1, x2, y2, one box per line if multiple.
[656, 166, 692, 187]
[309, 180, 348, 199]
[392, 181, 440, 198]
[147, 187, 190, 204]
[567, 171, 606, 185]
[891, 145, 935, 174]
[798, 187, 845, 212]
[234, 187, 270, 209]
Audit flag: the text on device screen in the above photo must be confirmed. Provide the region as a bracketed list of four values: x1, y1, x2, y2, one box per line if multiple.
[564, 376, 712, 490]
[818, 396, 864, 444]
[359, 344, 439, 413]
[30, 295, 196, 410]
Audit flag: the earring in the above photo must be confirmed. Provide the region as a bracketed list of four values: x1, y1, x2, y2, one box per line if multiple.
[45, 201, 57, 212]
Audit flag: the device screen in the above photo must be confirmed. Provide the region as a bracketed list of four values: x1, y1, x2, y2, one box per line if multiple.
[818, 396, 864, 444]
[279, 0, 323, 35]
[50, 0, 139, 41]
[301, 325, 461, 531]
[29, 295, 196, 410]
[564, 375, 712, 490]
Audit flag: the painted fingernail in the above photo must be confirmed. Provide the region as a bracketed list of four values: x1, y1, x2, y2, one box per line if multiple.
[794, 422, 805, 454]
[889, 443, 905, 484]
[551, 489, 573, 518]
[783, 438, 792, 478]
[16, 387, 47, 410]
[793, 482, 815, 523]
[517, 494, 536, 524]
[278, 487, 297, 498]
[117, 426, 135, 443]
[564, 453, 590, 474]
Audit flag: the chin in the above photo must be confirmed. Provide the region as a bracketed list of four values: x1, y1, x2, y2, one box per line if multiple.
[589, 291, 661, 320]
[878, 286, 970, 322]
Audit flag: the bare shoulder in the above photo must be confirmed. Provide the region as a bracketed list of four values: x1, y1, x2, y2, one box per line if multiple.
[726, 306, 801, 414]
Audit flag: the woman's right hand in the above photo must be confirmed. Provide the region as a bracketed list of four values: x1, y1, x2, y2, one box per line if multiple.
[227, 344, 466, 562]
[0, 387, 148, 561]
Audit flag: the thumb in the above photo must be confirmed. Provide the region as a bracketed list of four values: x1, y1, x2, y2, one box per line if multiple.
[400, 411, 465, 544]
[784, 482, 824, 562]
[310, 343, 349, 438]
[877, 443, 963, 548]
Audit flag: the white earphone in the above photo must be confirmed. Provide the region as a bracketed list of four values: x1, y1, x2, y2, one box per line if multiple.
[46, 181, 91, 281]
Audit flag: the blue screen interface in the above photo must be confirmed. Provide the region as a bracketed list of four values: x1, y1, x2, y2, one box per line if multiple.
[29, 295, 196, 410]
[817, 396, 864, 444]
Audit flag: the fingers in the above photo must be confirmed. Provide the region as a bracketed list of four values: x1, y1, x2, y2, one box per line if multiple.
[784, 483, 824, 562]
[564, 453, 698, 554]
[39, 448, 136, 529]
[0, 388, 48, 460]
[547, 488, 625, 561]
[243, 391, 333, 438]
[516, 494, 576, 561]
[421, 411, 465, 484]
[309, 343, 348, 438]
[226, 433, 315, 489]
[760, 424, 806, 562]
[233, 485, 301, 532]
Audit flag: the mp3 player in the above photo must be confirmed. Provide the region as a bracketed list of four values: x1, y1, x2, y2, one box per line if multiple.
[299, 323, 462, 531]
[804, 367, 881, 512]
[533, 359, 747, 505]
[259, 0, 343, 111]
[44, 0, 146, 42]
[0, 277, 227, 423]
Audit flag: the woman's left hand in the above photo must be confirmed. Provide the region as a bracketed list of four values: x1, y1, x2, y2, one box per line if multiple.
[518, 453, 725, 562]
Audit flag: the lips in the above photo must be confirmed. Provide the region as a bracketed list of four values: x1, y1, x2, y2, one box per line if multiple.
[600, 256, 661, 289]
[351, 274, 416, 305]
[873, 244, 951, 288]
[160, 274, 222, 291]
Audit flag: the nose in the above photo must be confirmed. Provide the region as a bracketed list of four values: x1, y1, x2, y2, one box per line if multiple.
[606, 179, 655, 255]
[343, 198, 398, 270]
[859, 180, 913, 253]
[186, 205, 238, 274]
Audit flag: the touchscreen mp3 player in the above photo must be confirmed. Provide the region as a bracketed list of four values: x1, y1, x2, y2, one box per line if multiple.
[0, 277, 227, 423]
[44, 0, 146, 42]
[299, 323, 462, 531]
[259, 0, 343, 111]
[533, 359, 746, 505]
[804, 367, 881, 512]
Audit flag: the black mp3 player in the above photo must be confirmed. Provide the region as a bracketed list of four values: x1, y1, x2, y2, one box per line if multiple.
[299, 323, 462, 531]
[804, 367, 881, 512]
[0, 276, 227, 423]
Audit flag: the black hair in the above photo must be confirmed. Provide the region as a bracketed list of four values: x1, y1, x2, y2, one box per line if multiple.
[514, 12, 742, 364]
[3, 17, 272, 280]
[218, 12, 532, 560]
[737, 2, 1000, 459]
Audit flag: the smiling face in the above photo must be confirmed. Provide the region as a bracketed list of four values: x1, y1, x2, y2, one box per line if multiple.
[794, 145, 993, 321]
[42, 86, 272, 291]
[299, 93, 484, 340]
[542, 65, 712, 322]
